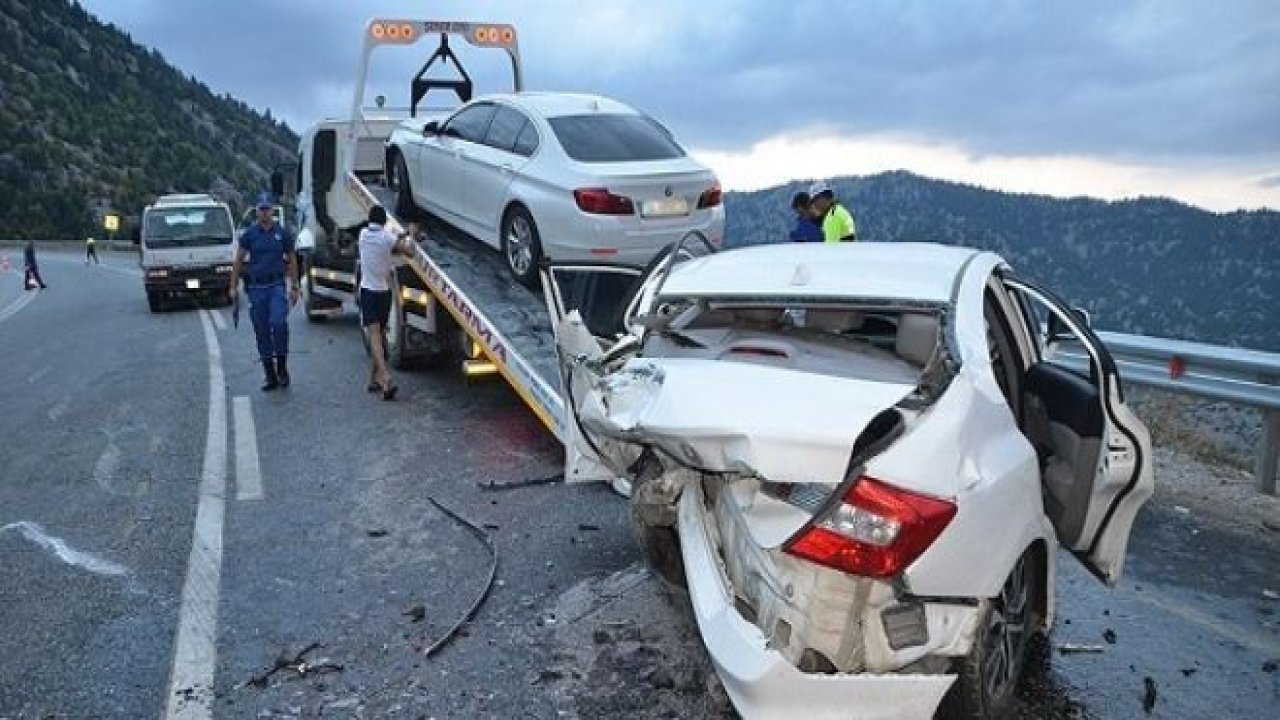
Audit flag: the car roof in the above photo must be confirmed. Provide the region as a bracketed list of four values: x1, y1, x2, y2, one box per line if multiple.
[480, 92, 639, 118]
[659, 242, 992, 303]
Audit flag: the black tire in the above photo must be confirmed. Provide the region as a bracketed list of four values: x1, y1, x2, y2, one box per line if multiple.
[500, 205, 542, 288]
[147, 290, 162, 313]
[300, 256, 326, 323]
[392, 152, 417, 219]
[938, 548, 1043, 719]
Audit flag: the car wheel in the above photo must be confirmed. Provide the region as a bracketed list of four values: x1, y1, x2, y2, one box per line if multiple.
[147, 289, 162, 313]
[500, 206, 541, 288]
[393, 152, 417, 219]
[939, 549, 1042, 719]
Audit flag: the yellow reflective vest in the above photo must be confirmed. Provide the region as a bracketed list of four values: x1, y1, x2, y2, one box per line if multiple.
[821, 203, 857, 243]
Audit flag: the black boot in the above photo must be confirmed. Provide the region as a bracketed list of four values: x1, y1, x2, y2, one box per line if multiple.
[276, 356, 290, 388]
[261, 360, 280, 392]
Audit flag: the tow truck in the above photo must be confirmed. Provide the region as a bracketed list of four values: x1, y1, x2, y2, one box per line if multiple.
[279, 18, 656, 489]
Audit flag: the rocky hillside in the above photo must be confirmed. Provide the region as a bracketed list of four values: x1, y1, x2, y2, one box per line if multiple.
[0, 0, 297, 240]
[725, 172, 1280, 351]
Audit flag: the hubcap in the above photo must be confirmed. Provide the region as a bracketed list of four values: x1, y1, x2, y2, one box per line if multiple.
[505, 216, 533, 275]
[982, 556, 1029, 701]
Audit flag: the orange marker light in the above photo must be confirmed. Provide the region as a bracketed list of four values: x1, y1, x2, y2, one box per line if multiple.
[386, 23, 401, 39]
[501, 28, 515, 43]
[371, 23, 386, 39]
[400, 24, 415, 39]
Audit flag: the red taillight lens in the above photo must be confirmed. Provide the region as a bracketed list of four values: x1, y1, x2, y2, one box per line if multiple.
[697, 182, 722, 209]
[783, 476, 956, 578]
[573, 187, 635, 215]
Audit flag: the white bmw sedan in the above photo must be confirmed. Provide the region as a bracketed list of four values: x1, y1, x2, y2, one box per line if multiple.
[386, 92, 725, 286]
[547, 241, 1154, 719]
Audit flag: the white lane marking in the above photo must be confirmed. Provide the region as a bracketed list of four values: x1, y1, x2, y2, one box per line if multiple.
[0, 521, 130, 576]
[232, 396, 263, 501]
[164, 309, 227, 719]
[210, 309, 228, 331]
[0, 288, 36, 324]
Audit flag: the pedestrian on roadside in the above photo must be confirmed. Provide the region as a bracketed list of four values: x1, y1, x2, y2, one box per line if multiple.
[358, 205, 417, 401]
[808, 181, 858, 243]
[23, 240, 47, 290]
[788, 191, 824, 242]
[85, 235, 99, 264]
[229, 192, 299, 392]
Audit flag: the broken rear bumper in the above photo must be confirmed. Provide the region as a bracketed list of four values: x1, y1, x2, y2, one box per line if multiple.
[676, 483, 956, 719]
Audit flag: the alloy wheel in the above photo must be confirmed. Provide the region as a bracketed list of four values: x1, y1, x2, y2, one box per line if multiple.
[982, 554, 1029, 702]
[505, 215, 534, 276]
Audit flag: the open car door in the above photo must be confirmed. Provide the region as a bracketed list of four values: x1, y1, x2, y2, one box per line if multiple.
[1002, 276, 1154, 585]
[540, 233, 718, 494]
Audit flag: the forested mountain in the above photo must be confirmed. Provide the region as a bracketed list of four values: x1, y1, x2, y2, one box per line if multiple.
[0, 0, 297, 239]
[725, 172, 1279, 350]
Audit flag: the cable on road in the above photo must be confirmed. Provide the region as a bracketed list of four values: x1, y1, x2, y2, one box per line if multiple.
[424, 496, 498, 658]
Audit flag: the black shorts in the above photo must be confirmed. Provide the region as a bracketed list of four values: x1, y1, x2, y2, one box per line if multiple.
[359, 288, 392, 327]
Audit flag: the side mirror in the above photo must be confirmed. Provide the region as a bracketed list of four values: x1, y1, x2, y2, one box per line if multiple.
[423, 121, 440, 135]
[131, 227, 141, 245]
[270, 170, 285, 197]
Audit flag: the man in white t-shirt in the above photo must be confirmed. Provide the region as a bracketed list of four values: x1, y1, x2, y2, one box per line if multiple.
[358, 205, 416, 400]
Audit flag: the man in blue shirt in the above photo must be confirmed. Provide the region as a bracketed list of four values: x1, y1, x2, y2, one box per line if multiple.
[788, 191, 823, 242]
[229, 193, 298, 391]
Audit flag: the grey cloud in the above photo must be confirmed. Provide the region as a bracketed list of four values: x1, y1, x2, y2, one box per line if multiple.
[78, 0, 1280, 166]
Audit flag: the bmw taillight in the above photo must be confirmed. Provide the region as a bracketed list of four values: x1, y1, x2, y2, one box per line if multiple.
[697, 181, 722, 209]
[573, 188, 635, 215]
[783, 476, 956, 578]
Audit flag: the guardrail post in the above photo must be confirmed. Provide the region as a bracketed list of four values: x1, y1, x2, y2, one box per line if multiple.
[1259, 408, 1279, 496]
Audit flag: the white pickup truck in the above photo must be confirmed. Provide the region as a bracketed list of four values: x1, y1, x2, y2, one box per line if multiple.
[139, 193, 236, 312]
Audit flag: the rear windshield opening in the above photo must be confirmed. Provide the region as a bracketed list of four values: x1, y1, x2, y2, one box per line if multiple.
[548, 113, 686, 162]
[640, 300, 952, 386]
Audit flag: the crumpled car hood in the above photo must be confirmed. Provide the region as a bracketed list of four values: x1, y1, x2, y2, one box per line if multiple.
[577, 357, 916, 485]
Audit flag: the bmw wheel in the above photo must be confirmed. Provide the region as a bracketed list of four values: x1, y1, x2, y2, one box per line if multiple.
[393, 152, 417, 219]
[501, 206, 542, 288]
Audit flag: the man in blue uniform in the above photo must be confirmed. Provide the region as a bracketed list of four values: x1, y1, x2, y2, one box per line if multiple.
[229, 193, 299, 391]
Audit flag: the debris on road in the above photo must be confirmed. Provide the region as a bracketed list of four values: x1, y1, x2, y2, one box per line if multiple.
[423, 497, 497, 658]
[477, 474, 562, 492]
[244, 643, 343, 689]
[403, 605, 426, 623]
[1180, 666, 1198, 677]
[366, 528, 389, 538]
[1057, 643, 1106, 655]
[1263, 659, 1277, 674]
[1263, 589, 1279, 600]
[1103, 629, 1118, 644]
[1142, 676, 1158, 713]
[577, 523, 600, 532]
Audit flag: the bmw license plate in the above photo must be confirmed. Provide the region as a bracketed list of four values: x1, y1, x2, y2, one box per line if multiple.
[186, 279, 201, 290]
[641, 198, 689, 217]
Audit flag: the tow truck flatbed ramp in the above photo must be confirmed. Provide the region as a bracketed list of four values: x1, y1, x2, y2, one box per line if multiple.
[353, 178, 567, 441]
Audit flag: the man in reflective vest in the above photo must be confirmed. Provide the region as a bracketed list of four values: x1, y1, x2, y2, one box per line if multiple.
[808, 181, 858, 243]
[229, 193, 299, 391]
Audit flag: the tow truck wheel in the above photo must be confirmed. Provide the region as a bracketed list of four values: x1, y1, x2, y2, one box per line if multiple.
[501, 206, 542, 288]
[938, 548, 1043, 719]
[385, 276, 408, 370]
[301, 257, 326, 323]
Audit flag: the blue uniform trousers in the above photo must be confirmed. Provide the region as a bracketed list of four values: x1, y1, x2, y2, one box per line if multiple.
[248, 282, 289, 361]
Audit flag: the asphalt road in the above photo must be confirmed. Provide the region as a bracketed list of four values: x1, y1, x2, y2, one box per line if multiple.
[0, 250, 1276, 719]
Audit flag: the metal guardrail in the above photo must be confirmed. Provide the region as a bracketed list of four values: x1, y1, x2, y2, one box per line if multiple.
[1057, 331, 1280, 495]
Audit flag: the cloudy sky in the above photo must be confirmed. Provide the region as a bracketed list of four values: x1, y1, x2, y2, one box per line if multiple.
[77, 0, 1280, 211]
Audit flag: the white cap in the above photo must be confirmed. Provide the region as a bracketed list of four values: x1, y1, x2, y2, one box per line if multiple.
[808, 180, 833, 197]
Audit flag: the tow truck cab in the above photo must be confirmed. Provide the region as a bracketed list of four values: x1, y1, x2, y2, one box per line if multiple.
[140, 193, 236, 313]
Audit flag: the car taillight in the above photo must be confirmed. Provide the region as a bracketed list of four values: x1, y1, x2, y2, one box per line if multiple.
[573, 188, 634, 215]
[783, 476, 956, 578]
[697, 182, 722, 209]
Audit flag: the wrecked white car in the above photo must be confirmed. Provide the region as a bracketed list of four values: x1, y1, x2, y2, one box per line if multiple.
[544, 239, 1153, 719]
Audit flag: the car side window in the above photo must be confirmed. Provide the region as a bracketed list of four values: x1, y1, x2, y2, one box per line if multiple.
[512, 121, 539, 157]
[983, 288, 1024, 421]
[484, 106, 527, 153]
[443, 103, 497, 143]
